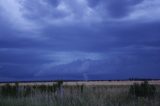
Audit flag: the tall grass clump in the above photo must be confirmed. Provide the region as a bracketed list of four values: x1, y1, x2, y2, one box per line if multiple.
[129, 81, 156, 98]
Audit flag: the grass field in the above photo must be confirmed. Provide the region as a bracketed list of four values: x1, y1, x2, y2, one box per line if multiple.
[0, 80, 160, 106]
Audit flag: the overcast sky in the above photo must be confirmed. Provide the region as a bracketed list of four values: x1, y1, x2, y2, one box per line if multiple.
[0, 0, 160, 81]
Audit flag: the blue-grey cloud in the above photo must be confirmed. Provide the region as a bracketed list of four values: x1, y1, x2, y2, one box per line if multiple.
[22, 0, 66, 21]
[0, 0, 160, 81]
[87, 0, 144, 18]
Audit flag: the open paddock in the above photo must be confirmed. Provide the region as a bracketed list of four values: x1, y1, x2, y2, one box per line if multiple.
[0, 80, 160, 86]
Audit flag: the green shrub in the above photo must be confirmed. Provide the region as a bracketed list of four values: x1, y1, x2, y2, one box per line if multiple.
[129, 81, 156, 98]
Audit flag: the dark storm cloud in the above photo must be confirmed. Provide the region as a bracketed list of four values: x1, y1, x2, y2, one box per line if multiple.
[0, 48, 54, 80]
[22, 0, 68, 23]
[100, 21, 160, 48]
[39, 21, 160, 52]
[45, 0, 60, 7]
[36, 50, 160, 79]
[87, 0, 144, 18]
[106, 0, 144, 18]
[0, 0, 160, 81]
[0, 49, 51, 64]
[0, 14, 15, 39]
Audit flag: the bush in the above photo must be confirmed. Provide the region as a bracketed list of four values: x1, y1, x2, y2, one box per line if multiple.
[129, 81, 156, 98]
[0, 83, 18, 97]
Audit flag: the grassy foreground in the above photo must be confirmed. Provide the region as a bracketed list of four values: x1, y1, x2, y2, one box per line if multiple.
[0, 83, 160, 106]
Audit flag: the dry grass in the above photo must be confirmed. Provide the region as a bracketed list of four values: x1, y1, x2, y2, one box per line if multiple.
[0, 81, 160, 106]
[1, 80, 160, 86]
[63, 80, 160, 86]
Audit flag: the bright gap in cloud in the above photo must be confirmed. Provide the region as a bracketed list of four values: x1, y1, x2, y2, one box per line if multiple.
[0, 0, 37, 30]
[45, 51, 103, 65]
[122, 0, 160, 22]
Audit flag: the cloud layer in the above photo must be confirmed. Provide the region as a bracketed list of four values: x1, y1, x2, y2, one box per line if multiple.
[0, 0, 160, 81]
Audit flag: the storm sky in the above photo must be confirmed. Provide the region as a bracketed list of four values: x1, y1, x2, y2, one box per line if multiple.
[0, 0, 160, 81]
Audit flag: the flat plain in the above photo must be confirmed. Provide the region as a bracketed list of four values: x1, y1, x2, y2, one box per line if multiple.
[0, 80, 160, 106]
[1, 80, 160, 86]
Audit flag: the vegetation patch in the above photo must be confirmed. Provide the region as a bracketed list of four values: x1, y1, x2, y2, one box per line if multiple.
[129, 81, 156, 98]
